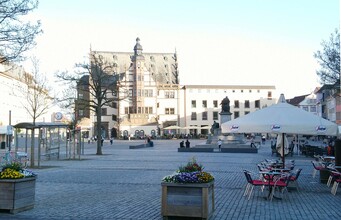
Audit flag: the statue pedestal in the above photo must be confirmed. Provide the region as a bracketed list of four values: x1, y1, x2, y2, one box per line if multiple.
[206, 112, 241, 145]
[220, 112, 232, 125]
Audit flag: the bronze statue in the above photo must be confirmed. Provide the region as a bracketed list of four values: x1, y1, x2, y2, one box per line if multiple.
[210, 121, 219, 134]
[220, 96, 230, 113]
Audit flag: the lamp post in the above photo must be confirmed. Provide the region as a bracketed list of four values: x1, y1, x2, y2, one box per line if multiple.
[8, 110, 11, 151]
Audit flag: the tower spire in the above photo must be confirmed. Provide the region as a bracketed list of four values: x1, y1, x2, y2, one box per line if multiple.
[133, 37, 143, 56]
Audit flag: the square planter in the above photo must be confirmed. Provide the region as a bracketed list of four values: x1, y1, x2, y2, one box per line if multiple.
[161, 181, 214, 220]
[0, 177, 36, 214]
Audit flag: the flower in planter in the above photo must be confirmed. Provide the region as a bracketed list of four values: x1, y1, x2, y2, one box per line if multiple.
[162, 157, 214, 183]
[0, 152, 36, 179]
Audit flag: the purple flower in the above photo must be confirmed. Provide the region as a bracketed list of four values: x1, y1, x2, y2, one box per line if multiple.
[175, 172, 200, 183]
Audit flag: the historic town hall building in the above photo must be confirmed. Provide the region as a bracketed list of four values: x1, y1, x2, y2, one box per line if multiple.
[80, 38, 276, 139]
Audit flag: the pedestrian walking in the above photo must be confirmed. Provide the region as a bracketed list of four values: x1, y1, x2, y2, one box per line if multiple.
[217, 139, 222, 151]
[101, 137, 104, 146]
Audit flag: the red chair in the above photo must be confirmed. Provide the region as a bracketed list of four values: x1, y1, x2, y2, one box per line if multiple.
[257, 164, 272, 181]
[311, 161, 324, 178]
[289, 168, 302, 191]
[269, 173, 292, 201]
[243, 170, 265, 200]
[327, 170, 341, 187]
[331, 177, 341, 195]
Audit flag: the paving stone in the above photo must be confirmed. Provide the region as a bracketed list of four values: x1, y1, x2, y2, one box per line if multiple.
[0, 139, 340, 219]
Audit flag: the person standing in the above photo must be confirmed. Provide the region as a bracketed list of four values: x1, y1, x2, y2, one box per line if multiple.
[185, 139, 190, 148]
[250, 136, 256, 148]
[217, 139, 222, 151]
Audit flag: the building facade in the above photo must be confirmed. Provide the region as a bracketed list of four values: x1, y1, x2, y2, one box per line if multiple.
[0, 63, 31, 127]
[179, 85, 276, 136]
[315, 82, 341, 124]
[86, 38, 278, 139]
[287, 92, 318, 115]
[0, 62, 57, 144]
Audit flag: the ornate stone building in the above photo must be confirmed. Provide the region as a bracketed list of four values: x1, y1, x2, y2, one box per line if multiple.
[83, 38, 277, 139]
[89, 38, 180, 138]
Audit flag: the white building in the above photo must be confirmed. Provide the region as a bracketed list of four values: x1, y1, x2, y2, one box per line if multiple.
[88, 38, 277, 139]
[0, 63, 31, 126]
[0, 62, 58, 143]
[179, 85, 277, 136]
[297, 93, 318, 115]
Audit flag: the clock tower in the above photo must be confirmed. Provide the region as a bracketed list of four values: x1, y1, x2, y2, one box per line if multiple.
[132, 37, 146, 114]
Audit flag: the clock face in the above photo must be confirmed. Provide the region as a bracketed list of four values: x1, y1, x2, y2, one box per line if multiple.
[55, 112, 63, 120]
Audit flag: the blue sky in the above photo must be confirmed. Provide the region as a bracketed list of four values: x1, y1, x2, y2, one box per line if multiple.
[24, 0, 340, 98]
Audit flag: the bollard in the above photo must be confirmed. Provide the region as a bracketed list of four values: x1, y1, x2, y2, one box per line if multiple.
[334, 139, 341, 172]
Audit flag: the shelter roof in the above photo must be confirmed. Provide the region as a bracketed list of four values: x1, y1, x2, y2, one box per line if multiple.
[14, 122, 68, 129]
[286, 94, 309, 106]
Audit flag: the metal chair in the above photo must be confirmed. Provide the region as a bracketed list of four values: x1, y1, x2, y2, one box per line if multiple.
[289, 168, 302, 191]
[327, 169, 341, 187]
[311, 161, 323, 178]
[243, 170, 265, 200]
[331, 176, 341, 195]
[269, 173, 292, 201]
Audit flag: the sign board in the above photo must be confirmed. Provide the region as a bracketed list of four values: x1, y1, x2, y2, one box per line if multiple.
[0, 126, 13, 135]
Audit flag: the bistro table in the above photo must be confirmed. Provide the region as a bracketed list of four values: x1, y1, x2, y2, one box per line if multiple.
[322, 156, 335, 163]
[271, 168, 291, 173]
[259, 171, 283, 200]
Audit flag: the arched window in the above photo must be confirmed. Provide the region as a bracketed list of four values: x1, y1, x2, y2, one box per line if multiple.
[140, 130, 145, 138]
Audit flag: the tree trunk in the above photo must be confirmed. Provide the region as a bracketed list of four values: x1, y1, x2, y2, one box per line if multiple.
[96, 110, 102, 155]
[30, 129, 35, 167]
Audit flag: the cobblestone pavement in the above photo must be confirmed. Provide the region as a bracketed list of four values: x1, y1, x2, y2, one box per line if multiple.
[0, 139, 340, 219]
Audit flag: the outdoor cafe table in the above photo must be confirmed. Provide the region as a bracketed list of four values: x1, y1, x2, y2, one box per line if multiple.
[265, 160, 284, 168]
[259, 171, 283, 200]
[322, 156, 335, 163]
[271, 168, 291, 173]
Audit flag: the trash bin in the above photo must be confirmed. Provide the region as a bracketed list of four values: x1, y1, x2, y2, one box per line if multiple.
[1, 141, 5, 149]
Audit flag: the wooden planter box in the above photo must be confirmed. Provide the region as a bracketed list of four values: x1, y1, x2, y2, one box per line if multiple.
[161, 181, 214, 220]
[0, 177, 36, 214]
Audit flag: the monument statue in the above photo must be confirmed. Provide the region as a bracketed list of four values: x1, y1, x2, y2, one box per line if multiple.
[210, 120, 219, 134]
[220, 96, 230, 113]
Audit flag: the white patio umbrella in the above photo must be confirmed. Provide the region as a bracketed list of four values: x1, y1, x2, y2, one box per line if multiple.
[182, 126, 201, 129]
[276, 134, 289, 157]
[163, 125, 182, 129]
[200, 125, 212, 129]
[221, 94, 338, 167]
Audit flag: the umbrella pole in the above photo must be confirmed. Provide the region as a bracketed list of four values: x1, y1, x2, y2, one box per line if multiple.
[282, 133, 285, 168]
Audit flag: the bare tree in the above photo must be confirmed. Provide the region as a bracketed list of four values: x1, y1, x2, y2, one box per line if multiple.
[0, 0, 42, 63]
[56, 84, 78, 159]
[314, 29, 340, 84]
[56, 53, 125, 155]
[17, 57, 52, 166]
